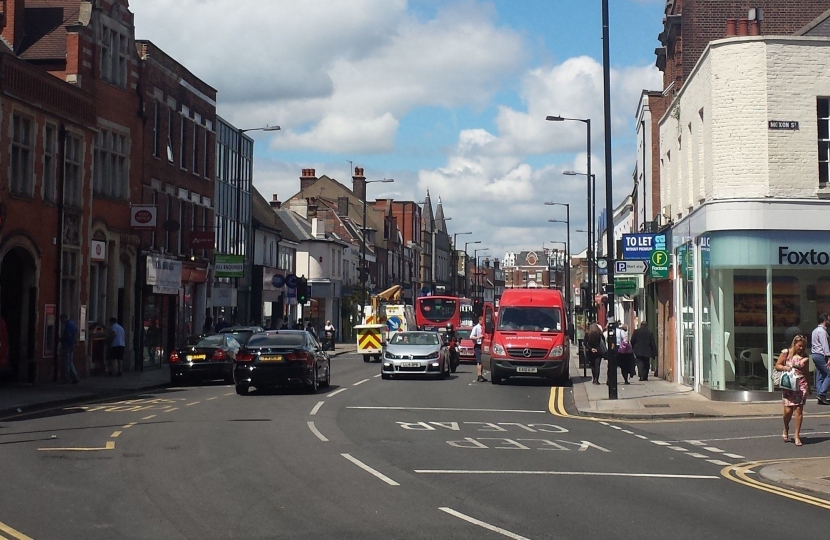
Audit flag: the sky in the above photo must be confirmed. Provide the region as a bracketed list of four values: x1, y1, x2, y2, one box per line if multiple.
[132, 0, 666, 260]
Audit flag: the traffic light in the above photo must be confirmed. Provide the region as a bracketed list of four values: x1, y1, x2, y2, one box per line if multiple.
[297, 277, 308, 304]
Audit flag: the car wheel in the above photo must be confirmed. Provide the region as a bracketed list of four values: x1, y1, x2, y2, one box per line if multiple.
[235, 384, 249, 395]
[381, 372, 390, 380]
[307, 367, 319, 394]
[363, 355, 371, 363]
[321, 360, 331, 388]
[558, 363, 570, 386]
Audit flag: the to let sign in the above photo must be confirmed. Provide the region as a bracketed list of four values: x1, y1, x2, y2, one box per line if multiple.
[622, 233, 667, 261]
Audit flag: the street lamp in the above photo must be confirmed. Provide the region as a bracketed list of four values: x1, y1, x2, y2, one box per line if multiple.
[235, 125, 279, 323]
[545, 201, 571, 322]
[463, 240, 481, 297]
[473, 248, 489, 305]
[564, 171, 596, 308]
[360, 178, 395, 322]
[452, 232, 472, 296]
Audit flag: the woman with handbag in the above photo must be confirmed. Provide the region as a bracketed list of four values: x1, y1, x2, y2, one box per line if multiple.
[616, 324, 635, 384]
[774, 334, 811, 446]
[585, 323, 605, 385]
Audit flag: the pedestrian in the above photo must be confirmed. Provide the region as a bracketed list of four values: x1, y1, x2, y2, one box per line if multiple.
[107, 317, 126, 377]
[584, 323, 604, 385]
[280, 318, 289, 330]
[324, 320, 336, 350]
[470, 315, 487, 382]
[775, 334, 811, 446]
[305, 320, 317, 338]
[214, 317, 230, 332]
[616, 323, 635, 385]
[294, 318, 303, 330]
[202, 310, 214, 334]
[630, 321, 657, 381]
[59, 314, 79, 384]
[810, 313, 830, 405]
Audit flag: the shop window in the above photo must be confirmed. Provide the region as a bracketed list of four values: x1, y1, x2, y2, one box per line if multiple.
[819, 98, 830, 184]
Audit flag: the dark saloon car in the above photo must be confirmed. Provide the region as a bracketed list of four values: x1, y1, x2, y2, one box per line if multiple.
[169, 334, 241, 385]
[217, 326, 265, 346]
[233, 330, 330, 395]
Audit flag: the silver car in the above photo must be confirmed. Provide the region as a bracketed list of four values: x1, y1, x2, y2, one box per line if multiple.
[381, 331, 450, 379]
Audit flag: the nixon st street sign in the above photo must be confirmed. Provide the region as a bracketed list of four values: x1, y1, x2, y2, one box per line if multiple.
[615, 260, 648, 274]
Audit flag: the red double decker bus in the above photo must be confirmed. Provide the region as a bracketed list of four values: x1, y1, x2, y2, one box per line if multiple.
[415, 296, 474, 331]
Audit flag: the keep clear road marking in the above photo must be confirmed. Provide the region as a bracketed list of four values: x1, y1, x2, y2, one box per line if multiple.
[439, 508, 531, 540]
[341, 453, 400, 486]
[353, 378, 370, 386]
[347, 407, 546, 414]
[307, 421, 329, 442]
[310, 401, 325, 416]
[418, 470, 719, 479]
[327, 388, 348, 398]
[0, 520, 36, 540]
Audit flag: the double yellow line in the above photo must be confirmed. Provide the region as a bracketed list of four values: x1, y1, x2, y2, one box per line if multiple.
[721, 458, 830, 511]
[0, 520, 36, 540]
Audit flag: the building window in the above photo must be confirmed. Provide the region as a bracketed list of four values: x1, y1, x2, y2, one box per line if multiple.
[100, 26, 128, 87]
[44, 124, 57, 203]
[153, 101, 159, 158]
[819, 98, 830, 184]
[179, 114, 187, 170]
[177, 199, 185, 256]
[192, 124, 200, 175]
[11, 113, 33, 196]
[62, 249, 80, 321]
[167, 108, 174, 163]
[203, 129, 210, 179]
[94, 129, 128, 199]
[151, 190, 158, 249]
[64, 134, 83, 208]
[166, 194, 173, 252]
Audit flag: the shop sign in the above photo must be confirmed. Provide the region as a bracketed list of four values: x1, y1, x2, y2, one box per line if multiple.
[614, 277, 639, 295]
[146, 255, 182, 294]
[650, 250, 670, 280]
[622, 233, 667, 260]
[263, 267, 286, 291]
[213, 287, 237, 307]
[90, 240, 106, 262]
[214, 254, 244, 278]
[130, 205, 157, 229]
[189, 231, 215, 250]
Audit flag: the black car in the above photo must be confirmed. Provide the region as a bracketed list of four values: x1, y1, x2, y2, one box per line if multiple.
[169, 334, 242, 385]
[218, 326, 265, 346]
[233, 330, 330, 395]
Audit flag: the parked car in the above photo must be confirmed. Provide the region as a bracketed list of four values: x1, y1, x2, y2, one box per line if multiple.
[218, 325, 265, 346]
[233, 330, 330, 395]
[169, 333, 241, 385]
[381, 331, 450, 379]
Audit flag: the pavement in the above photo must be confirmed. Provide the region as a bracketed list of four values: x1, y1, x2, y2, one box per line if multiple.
[0, 342, 357, 417]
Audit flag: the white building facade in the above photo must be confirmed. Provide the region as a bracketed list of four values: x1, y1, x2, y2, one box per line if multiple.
[659, 36, 830, 400]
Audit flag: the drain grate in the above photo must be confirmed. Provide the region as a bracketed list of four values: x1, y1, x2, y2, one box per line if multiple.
[643, 404, 670, 408]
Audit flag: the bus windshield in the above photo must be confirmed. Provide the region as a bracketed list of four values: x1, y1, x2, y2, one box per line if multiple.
[497, 306, 561, 332]
[418, 297, 458, 323]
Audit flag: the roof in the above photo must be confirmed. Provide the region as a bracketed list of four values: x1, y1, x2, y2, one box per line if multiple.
[251, 188, 281, 232]
[798, 8, 830, 36]
[20, 1, 80, 61]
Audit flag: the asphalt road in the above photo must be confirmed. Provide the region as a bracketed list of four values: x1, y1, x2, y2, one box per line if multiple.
[1, 353, 829, 539]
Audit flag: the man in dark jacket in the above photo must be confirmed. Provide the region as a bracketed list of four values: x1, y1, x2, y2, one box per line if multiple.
[630, 321, 657, 381]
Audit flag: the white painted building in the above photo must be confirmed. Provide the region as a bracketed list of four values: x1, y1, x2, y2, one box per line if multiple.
[659, 36, 830, 399]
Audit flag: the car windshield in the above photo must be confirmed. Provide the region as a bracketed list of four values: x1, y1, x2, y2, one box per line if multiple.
[390, 333, 440, 346]
[497, 307, 561, 332]
[195, 335, 224, 348]
[247, 333, 305, 348]
[418, 298, 457, 323]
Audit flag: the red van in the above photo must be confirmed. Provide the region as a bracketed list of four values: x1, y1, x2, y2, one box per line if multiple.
[483, 289, 569, 385]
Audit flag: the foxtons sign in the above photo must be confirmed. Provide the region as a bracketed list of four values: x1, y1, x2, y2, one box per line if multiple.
[778, 246, 830, 265]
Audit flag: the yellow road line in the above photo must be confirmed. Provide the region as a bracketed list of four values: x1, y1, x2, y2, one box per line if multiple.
[38, 441, 115, 452]
[142, 415, 156, 420]
[122, 422, 137, 429]
[111, 431, 122, 438]
[0, 520, 36, 540]
[721, 458, 830, 510]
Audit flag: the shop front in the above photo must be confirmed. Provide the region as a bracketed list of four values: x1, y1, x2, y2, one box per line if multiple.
[673, 200, 830, 400]
[142, 255, 182, 368]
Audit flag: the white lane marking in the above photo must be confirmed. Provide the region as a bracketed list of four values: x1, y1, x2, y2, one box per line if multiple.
[327, 388, 348, 398]
[609, 426, 622, 430]
[707, 459, 731, 466]
[374, 374, 382, 378]
[310, 401, 325, 416]
[651, 441, 671, 446]
[668, 446, 688, 451]
[599, 421, 609, 426]
[307, 421, 329, 442]
[185, 401, 200, 407]
[687, 453, 709, 459]
[341, 453, 399, 486]
[703, 447, 724, 453]
[164, 407, 179, 413]
[635, 434, 649, 440]
[207, 397, 218, 401]
[224, 392, 234, 396]
[678, 431, 830, 443]
[142, 414, 157, 420]
[347, 406, 546, 414]
[687, 440, 706, 446]
[723, 453, 745, 459]
[439, 507, 530, 540]
[621, 429, 634, 434]
[419, 470, 719, 479]
[353, 379, 370, 386]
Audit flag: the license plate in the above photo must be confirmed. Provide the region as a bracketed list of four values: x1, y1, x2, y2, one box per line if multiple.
[401, 362, 420, 368]
[516, 366, 537, 373]
[188, 354, 207, 361]
[260, 355, 283, 362]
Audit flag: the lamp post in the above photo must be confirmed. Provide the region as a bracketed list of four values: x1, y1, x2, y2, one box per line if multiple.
[236, 125, 279, 324]
[473, 248, 489, 306]
[360, 178, 395, 323]
[563, 171, 596, 314]
[452, 232, 472, 296]
[545, 201, 571, 319]
[463, 240, 480, 297]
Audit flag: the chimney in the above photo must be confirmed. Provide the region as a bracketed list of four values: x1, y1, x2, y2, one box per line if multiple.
[307, 197, 318, 219]
[494, 258, 500, 270]
[353, 167, 366, 202]
[300, 168, 317, 192]
[737, 18, 749, 36]
[748, 19, 759, 36]
[484, 258, 491, 269]
[270, 194, 282, 209]
[1, 0, 27, 52]
[726, 18, 738, 37]
[337, 196, 349, 216]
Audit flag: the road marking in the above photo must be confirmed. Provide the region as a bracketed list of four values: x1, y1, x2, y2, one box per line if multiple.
[164, 408, 179, 413]
[609, 425, 622, 430]
[723, 453, 745, 459]
[621, 429, 634, 434]
[439, 507, 529, 540]
[0, 520, 35, 540]
[39, 441, 115, 452]
[347, 407, 546, 414]
[341, 453, 399, 486]
[122, 423, 136, 429]
[373, 374, 382, 378]
[207, 397, 218, 401]
[224, 392, 234, 396]
[185, 401, 200, 407]
[634, 434, 649, 439]
[687, 453, 709, 459]
[353, 379, 370, 386]
[708, 459, 731, 466]
[651, 441, 671, 446]
[142, 415, 157, 420]
[722, 458, 830, 511]
[307, 421, 328, 442]
[682, 431, 830, 442]
[418, 470, 719, 479]
[668, 446, 688, 451]
[310, 401, 325, 416]
[111, 431, 122, 438]
[687, 440, 705, 445]
[703, 447, 724, 453]
[327, 388, 348, 398]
